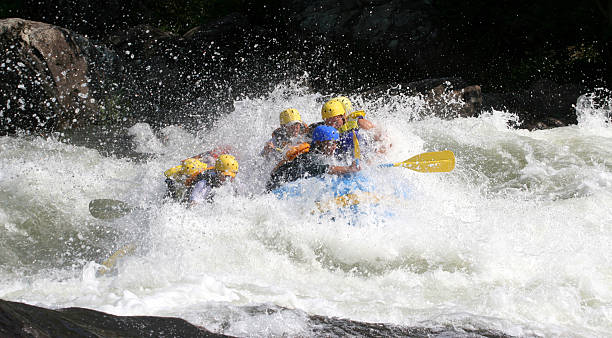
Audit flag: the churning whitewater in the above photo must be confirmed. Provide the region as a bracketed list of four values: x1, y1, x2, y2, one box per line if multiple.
[1, 85, 611, 336]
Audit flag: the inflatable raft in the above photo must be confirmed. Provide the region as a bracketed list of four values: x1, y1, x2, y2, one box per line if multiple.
[272, 172, 410, 224]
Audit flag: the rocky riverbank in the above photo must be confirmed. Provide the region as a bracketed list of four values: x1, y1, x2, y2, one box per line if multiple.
[2, 1, 607, 135]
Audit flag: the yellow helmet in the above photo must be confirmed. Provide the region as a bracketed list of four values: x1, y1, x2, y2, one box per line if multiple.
[214, 154, 239, 177]
[332, 96, 352, 114]
[279, 108, 302, 125]
[182, 158, 207, 176]
[321, 100, 346, 120]
[164, 158, 207, 178]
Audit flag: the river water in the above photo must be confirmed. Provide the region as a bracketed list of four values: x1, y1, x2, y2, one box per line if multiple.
[1, 85, 611, 336]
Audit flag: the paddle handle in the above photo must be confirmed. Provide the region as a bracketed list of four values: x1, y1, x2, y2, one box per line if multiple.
[352, 130, 360, 167]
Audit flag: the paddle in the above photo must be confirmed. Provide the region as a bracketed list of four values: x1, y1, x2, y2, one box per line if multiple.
[379, 150, 455, 173]
[89, 199, 137, 220]
[352, 130, 360, 166]
[97, 243, 136, 276]
[89, 200, 139, 274]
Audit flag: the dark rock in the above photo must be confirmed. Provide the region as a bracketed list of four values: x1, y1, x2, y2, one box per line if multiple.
[0, 299, 513, 337]
[99, 14, 303, 129]
[107, 25, 177, 51]
[308, 313, 513, 337]
[523, 118, 567, 130]
[277, 1, 603, 128]
[182, 13, 255, 41]
[361, 78, 482, 119]
[543, 117, 567, 127]
[0, 18, 120, 135]
[9, 0, 147, 39]
[1, 4, 597, 135]
[483, 79, 587, 129]
[284, 0, 443, 74]
[0, 299, 228, 337]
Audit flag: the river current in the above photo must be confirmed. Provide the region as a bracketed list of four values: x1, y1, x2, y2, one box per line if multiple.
[1, 85, 611, 336]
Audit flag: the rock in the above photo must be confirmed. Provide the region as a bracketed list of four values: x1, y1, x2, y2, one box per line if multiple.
[284, 0, 443, 73]
[361, 78, 482, 119]
[100, 14, 297, 128]
[0, 11, 588, 134]
[483, 79, 587, 129]
[107, 25, 177, 52]
[0, 299, 513, 337]
[0, 18, 119, 135]
[0, 299, 227, 337]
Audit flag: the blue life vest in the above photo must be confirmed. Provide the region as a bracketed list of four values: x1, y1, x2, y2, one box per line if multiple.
[338, 129, 365, 158]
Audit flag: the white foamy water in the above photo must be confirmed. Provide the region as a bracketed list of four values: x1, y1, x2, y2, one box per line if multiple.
[1, 84, 611, 337]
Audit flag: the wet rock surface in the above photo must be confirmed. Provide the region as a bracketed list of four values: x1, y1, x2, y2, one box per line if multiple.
[283, 0, 444, 75]
[482, 79, 587, 129]
[0, 299, 512, 337]
[0, 18, 120, 135]
[0, 299, 227, 337]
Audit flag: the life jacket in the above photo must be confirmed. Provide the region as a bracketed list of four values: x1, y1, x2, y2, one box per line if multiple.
[338, 110, 366, 134]
[285, 142, 310, 161]
[272, 142, 310, 173]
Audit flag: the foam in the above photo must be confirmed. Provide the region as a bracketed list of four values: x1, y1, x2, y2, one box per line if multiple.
[1, 85, 611, 336]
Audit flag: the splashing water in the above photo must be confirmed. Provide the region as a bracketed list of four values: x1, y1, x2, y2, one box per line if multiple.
[1, 84, 611, 336]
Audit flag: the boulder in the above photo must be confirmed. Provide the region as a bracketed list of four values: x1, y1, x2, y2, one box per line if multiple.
[284, 0, 443, 73]
[0, 299, 512, 337]
[0, 299, 226, 337]
[483, 79, 587, 129]
[0, 18, 119, 135]
[362, 78, 483, 119]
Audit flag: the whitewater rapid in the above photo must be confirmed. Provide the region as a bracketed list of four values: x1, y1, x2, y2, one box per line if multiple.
[1, 85, 611, 336]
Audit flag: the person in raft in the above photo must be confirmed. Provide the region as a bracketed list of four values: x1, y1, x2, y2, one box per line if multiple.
[163, 157, 209, 202]
[261, 108, 310, 159]
[190, 145, 235, 167]
[188, 154, 239, 204]
[308, 98, 367, 161]
[265, 125, 360, 192]
[163, 145, 235, 202]
[310, 96, 389, 159]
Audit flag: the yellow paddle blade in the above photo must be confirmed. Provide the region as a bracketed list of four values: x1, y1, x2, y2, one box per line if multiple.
[394, 150, 455, 172]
